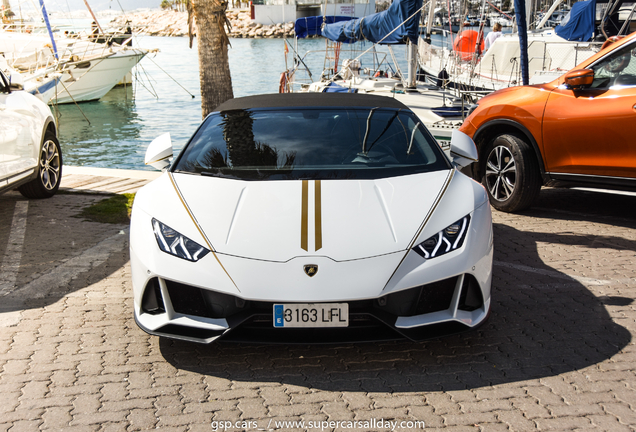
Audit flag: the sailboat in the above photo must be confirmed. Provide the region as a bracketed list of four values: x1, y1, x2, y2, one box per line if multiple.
[0, 0, 147, 104]
[283, 0, 477, 150]
[418, 0, 636, 92]
[1, 32, 147, 104]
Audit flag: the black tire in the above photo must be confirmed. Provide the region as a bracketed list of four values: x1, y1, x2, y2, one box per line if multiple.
[480, 133, 541, 212]
[18, 132, 63, 199]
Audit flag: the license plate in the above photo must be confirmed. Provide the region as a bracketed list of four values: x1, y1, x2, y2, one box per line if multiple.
[273, 303, 348, 328]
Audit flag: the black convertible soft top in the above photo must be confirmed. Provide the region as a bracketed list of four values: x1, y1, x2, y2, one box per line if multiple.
[215, 92, 410, 112]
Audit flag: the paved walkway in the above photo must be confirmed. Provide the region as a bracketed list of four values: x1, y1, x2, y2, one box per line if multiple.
[0, 176, 635, 431]
[60, 166, 161, 195]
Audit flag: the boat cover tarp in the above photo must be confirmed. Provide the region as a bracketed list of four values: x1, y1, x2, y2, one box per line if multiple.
[322, 0, 423, 44]
[432, 106, 469, 117]
[322, 82, 358, 93]
[555, 0, 596, 41]
[294, 16, 356, 39]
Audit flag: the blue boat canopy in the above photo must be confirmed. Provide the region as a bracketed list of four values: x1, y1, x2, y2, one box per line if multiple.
[322, 82, 358, 92]
[322, 0, 423, 44]
[294, 16, 356, 39]
[555, 0, 596, 41]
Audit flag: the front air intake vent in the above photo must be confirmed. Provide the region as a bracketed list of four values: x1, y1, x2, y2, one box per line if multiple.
[141, 278, 165, 315]
[458, 274, 483, 311]
[165, 280, 248, 319]
[413, 276, 458, 315]
[375, 276, 458, 317]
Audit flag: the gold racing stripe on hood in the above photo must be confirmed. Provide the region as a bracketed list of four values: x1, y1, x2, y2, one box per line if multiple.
[301, 180, 309, 251]
[300, 180, 322, 252]
[168, 173, 239, 291]
[315, 180, 322, 251]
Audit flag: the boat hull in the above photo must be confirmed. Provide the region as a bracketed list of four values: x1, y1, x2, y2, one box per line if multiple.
[418, 31, 602, 92]
[49, 49, 146, 104]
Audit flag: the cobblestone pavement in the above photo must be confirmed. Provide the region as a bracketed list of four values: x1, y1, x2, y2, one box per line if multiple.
[0, 186, 635, 431]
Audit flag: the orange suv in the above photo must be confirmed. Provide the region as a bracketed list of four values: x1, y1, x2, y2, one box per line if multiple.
[459, 31, 636, 212]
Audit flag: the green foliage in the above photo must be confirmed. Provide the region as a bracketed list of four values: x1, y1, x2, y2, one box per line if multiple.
[160, 0, 189, 11]
[80, 193, 135, 224]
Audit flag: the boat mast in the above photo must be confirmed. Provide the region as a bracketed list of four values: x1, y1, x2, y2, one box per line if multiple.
[514, 0, 529, 84]
[471, 0, 487, 70]
[536, 0, 564, 29]
[407, 39, 418, 88]
[82, 0, 105, 35]
[37, 0, 58, 59]
[425, 0, 436, 42]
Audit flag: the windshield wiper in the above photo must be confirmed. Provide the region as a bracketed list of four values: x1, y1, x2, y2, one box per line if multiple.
[360, 107, 378, 156]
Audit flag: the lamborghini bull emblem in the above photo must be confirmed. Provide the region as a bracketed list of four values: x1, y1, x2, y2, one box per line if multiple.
[304, 265, 318, 277]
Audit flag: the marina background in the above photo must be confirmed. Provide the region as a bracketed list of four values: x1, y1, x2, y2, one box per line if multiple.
[49, 17, 505, 171]
[54, 33, 409, 170]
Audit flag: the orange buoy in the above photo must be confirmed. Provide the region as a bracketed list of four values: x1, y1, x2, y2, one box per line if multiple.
[453, 30, 484, 61]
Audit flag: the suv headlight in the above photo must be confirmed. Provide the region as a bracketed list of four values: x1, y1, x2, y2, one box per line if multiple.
[414, 215, 470, 259]
[152, 218, 210, 262]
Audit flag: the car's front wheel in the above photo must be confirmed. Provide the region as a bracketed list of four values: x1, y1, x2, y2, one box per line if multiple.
[481, 133, 541, 212]
[18, 132, 63, 199]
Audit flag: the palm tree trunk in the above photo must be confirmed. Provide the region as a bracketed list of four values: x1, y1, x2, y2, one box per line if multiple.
[191, 0, 234, 118]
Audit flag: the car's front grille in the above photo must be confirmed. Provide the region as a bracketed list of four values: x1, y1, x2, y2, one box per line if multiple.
[222, 313, 401, 344]
[139, 274, 480, 343]
[145, 275, 462, 321]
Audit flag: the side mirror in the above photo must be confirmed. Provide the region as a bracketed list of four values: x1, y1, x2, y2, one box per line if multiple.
[7, 73, 25, 92]
[449, 130, 478, 168]
[145, 133, 173, 171]
[563, 69, 594, 90]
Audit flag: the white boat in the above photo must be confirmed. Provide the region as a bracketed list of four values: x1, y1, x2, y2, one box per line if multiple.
[0, 32, 147, 104]
[0, 54, 62, 101]
[418, 29, 602, 91]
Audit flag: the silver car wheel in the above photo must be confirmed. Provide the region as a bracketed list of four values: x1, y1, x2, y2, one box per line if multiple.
[485, 145, 516, 202]
[39, 139, 61, 191]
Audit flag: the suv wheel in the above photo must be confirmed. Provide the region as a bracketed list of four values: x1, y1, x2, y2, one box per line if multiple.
[18, 132, 63, 199]
[481, 133, 541, 212]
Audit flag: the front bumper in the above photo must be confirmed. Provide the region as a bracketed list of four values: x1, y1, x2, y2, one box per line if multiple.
[132, 270, 490, 344]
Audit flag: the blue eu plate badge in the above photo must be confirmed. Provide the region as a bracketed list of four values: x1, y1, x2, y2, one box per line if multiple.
[273, 303, 349, 328]
[274, 304, 284, 327]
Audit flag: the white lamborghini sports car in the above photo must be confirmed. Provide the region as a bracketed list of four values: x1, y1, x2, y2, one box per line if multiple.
[130, 93, 493, 344]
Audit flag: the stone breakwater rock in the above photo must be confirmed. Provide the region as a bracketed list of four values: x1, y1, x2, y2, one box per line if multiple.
[110, 9, 295, 38]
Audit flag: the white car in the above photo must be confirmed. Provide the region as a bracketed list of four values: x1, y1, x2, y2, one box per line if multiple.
[130, 93, 493, 344]
[0, 69, 61, 198]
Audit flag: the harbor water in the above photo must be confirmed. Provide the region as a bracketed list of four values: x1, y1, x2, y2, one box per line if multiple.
[55, 35, 413, 170]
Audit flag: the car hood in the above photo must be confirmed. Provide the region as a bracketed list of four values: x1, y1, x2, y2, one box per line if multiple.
[172, 170, 452, 262]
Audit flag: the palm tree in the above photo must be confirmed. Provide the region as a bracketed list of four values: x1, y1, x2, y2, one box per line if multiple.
[189, 0, 234, 118]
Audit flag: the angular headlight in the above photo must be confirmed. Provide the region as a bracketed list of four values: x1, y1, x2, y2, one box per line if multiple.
[414, 215, 470, 259]
[152, 218, 210, 262]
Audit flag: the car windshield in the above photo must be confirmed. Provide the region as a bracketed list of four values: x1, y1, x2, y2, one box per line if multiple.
[173, 107, 450, 180]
